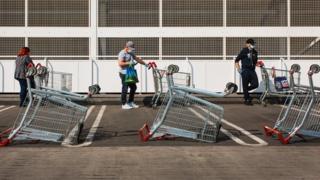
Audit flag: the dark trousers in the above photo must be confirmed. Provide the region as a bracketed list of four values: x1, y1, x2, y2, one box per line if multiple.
[241, 69, 259, 101]
[119, 73, 137, 105]
[17, 78, 35, 107]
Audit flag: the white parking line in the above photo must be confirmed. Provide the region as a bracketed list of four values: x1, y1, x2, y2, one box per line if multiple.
[62, 106, 95, 147]
[64, 105, 106, 147]
[0, 106, 15, 113]
[84, 106, 96, 122]
[194, 106, 268, 147]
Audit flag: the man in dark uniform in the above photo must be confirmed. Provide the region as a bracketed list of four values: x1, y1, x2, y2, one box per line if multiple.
[235, 38, 259, 105]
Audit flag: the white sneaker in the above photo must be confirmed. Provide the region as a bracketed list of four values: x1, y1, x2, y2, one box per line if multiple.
[122, 103, 133, 110]
[128, 102, 139, 108]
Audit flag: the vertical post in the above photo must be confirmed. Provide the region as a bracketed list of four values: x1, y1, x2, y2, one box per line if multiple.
[159, 0, 163, 60]
[25, 0, 28, 47]
[25, 0, 28, 27]
[91, 58, 94, 85]
[90, 0, 98, 61]
[223, 0, 227, 27]
[223, 37, 226, 60]
[140, 64, 143, 94]
[90, 0, 98, 86]
[287, 0, 291, 27]
[223, 0, 227, 60]
[287, 37, 291, 61]
[287, 0, 291, 60]
[186, 57, 195, 88]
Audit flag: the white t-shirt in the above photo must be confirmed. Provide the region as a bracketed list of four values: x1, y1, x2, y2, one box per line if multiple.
[118, 49, 135, 75]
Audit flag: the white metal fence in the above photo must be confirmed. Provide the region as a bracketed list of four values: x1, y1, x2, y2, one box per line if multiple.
[1, 57, 319, 93]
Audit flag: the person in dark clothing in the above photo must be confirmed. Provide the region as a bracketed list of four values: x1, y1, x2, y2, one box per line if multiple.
[14, 47, 35, 107]
[235, 39, 259, 105]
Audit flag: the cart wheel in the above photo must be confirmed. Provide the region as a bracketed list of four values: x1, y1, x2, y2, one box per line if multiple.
[26, 66, 37, 77]
[310, 64, 320, 74]
[290, 64, 301, 73]
[36, 65, 48, 76]
[225, 82, 238, 94]
[89, 84, 101, 95]
[167, 64, 179, 74]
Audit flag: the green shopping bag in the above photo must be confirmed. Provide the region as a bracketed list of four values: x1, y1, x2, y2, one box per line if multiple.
[125, 66, 139, 84]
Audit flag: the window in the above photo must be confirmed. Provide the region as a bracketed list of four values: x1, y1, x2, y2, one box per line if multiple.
[291, 0, 320, 26]
[99, 0, 159, 27]
[28, 38, 89, 59]
[227, 0, 287, 26]
[0, 38, 25, 57]
[227, 37, 287, 59]
[0, 0, 24, 26]
[291, 37, 320, 59]
[162, 38, 223, 59]
[28, 0, 89, 27]
[98, 38, 159, 59]
[163, 0, 223, 27]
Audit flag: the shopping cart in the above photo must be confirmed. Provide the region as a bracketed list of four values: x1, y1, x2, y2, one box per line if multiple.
[139, 64, 238, 143]
[0, 64, 99, 147]
[264, 64, 320, 144]
[149, 62, 192, 107]
[259, 64, 301, 106]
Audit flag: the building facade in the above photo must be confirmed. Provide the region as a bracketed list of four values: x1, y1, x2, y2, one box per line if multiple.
[0, 0, 319, 92]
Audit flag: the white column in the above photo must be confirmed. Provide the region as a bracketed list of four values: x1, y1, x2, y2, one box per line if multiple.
[159, 0, 163, 60]
[287, 0, 291, 60]
[223, 0, 227, 60]
[25, 0, 28, 47]
[159, 37, 162, 60]
[90, 0, 98, 60]
[287, 0, 291, 27]
[287, 37, 291, 61]
[25, 0, 28, 27]
[223, 0, 227, 27]
[223, 37, 226, 60]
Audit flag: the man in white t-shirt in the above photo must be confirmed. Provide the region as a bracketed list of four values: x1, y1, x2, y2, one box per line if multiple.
[118, 41, 148, 110]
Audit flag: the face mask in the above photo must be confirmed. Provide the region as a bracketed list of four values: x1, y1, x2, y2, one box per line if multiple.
[248, 45, 255, 50]
[127, 48, 136, 55]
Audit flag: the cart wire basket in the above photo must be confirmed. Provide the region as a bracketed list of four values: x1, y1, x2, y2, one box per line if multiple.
[139, 64, 238, 143]
[0, 64, 99, 147]
[264, 64, 320, 144]
[259, 64, 301, 106]
[149, 62, 192, 107]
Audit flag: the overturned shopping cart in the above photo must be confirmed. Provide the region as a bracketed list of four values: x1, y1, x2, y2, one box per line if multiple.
[149, 62, 192, 107]
[264, 64, 320, 144]
[139, 64, 238, 143]
[0, 64, 100, 147]
[259, 63, 301, 106]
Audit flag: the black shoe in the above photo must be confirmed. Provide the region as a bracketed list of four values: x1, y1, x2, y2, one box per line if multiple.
[244, 100, 253, 106]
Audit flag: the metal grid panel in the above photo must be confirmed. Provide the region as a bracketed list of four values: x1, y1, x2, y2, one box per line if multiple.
[227, 0, 287, 26]
[162, 38, 223, 59]
[98, 0, 159, 27]
[291, 0, 320, 26]
[152, 90, 222, 142]
[28, 38, 89, 59]
[226, 37, 287, 59]
[98, 38, 159, 59]
[13, 94, 86, 142]
[28, 0, 89, 27]
[0, 0, 24, 26]
[0, 38, 25, 57]
[163, 0, 223, 27]
[291, 37, 320, 58]
[276, 92, 311, 133]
